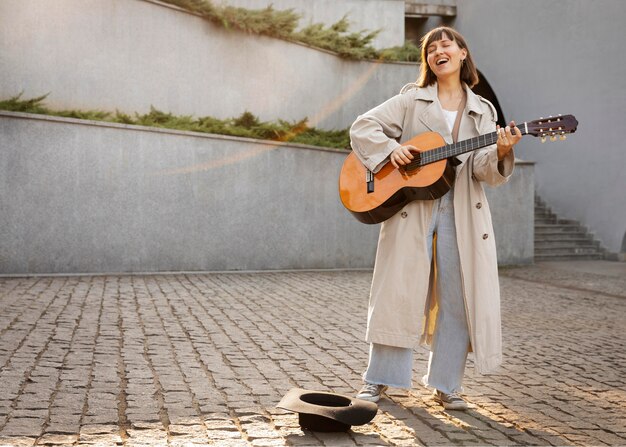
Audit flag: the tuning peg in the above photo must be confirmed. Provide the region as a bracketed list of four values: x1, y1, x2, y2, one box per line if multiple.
[541, 136, 547, 143]
[559, 134, 567, 141]
[550, 135, 557, 142]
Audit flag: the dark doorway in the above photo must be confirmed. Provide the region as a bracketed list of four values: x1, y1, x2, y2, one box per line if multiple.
[471, 71, 506, 128]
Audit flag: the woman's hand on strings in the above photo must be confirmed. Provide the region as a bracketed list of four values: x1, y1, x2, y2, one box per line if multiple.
[390, 145, 417, 168]
[496, 121, 522, 160]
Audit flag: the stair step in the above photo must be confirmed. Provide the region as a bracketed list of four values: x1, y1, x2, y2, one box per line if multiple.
[535, 244, 600, 252]
[556, 218, 580, 225]
[535, 238, 599, 248]
[535, 233, 589, 241]
[535, 217, 558, 224]
[535, 247, 603, 256]
[534, 210, 556, 217]
[535, 224, 584, 233]
[534, 254, 605, 261]
[535, 213, 558, 222]
[534, 205, 552, 212]
[536, 218, 581, 225]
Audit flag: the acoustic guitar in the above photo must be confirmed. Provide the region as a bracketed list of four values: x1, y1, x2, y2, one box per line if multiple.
[339, 115, 578, 224]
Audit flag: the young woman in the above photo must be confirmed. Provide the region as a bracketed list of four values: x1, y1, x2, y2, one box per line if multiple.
[349, 26, 522, 410]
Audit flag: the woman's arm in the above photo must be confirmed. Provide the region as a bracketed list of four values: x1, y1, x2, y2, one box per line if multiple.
[349, 94, 408, 174]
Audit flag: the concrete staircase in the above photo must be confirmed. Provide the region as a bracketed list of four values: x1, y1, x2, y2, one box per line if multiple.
[535, 195, 606, 261]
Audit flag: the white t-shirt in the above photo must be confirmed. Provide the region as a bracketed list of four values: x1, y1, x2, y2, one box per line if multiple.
[442, 109, 458, 133]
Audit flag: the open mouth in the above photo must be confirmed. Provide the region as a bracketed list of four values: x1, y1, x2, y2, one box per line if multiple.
[436, 58, 449, 66]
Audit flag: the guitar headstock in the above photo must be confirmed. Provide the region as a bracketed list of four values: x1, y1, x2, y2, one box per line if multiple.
[525, 115, 578, 142]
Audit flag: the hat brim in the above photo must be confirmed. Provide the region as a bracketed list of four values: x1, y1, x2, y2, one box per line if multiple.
[277, 388, 378, 426]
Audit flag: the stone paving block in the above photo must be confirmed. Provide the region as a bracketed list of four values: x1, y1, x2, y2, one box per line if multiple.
[167, 413, 202, 426]
[81, 414, 119, 425]
[126, 428, 168, 446]
[242, 422, 282, 440]
[249, 439, 286, 447]
[37, 433, 80, 445]
[204, 420, 239, 431]
[78, 432, 123, 444]
[43, 423, 82, 435]
[206, 429, 243, 440]
[1, 419, 44, 438]
[168, 424, 206, 436]
[0, 436, 36, 447]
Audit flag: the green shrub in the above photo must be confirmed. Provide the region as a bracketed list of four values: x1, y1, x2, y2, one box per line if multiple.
[218, 5, 299, 38]
[159, 0, 419, 62]
[0, 93, 51, 114]
[295, 16, 380, 60]
[0, 93, 350, 150]
[379, 41, 421, 62]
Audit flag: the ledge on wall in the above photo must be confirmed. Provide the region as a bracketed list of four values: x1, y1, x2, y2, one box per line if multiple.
[405, 2, 457, 18]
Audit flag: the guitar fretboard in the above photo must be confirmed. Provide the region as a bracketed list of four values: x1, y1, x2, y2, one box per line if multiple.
[410, 126, 529, 168]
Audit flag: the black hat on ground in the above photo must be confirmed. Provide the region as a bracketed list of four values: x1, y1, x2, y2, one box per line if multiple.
[277, 388, 378, 432]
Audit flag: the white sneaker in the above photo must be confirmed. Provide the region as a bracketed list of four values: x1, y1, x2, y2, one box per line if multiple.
[356, 383, 388, 403]
[433, 389, 468, 410]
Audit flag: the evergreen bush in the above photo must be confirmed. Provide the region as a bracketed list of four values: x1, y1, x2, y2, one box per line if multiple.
[0, 93, 350, 150]
[159, 0, 420, 62]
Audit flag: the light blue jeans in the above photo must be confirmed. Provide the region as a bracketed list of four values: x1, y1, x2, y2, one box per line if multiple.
[363, 189, 470, 394]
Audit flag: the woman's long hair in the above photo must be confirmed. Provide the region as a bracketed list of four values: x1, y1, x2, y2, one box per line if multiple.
[417, 27, 479, 88]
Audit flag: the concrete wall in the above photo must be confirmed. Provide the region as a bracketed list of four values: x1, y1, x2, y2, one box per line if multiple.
[0, 0, 417, 131]
[0, 112, 533, 274]
[0, 112, 378, 274]
[486, 161, 535, 266]
[217, 0, 405, 49]
[454, 0, 626, 255]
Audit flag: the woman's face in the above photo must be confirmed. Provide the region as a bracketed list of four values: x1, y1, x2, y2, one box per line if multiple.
[426, 33, 467, 81]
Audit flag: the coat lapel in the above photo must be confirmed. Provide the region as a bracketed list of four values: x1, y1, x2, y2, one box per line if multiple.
[455, 85, 493, 170]
[464, 84, 488, 136]
[414, 84, 453, 143]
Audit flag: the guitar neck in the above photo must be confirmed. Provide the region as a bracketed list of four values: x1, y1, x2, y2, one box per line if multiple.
[417, 124, 530, 167]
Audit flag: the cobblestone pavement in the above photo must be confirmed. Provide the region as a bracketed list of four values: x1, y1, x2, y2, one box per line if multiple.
[0, 262, 624, 446]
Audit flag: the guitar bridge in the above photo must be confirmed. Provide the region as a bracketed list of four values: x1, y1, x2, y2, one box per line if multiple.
[366, 170, 374, 193]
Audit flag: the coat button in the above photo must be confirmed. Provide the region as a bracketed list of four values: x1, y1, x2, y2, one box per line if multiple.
[476, 202, 482, 209]
[400, 211, 408, 218]
[482, 233, 489, 240]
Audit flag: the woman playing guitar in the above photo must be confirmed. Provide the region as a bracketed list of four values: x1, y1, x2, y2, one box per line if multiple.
[351, 26, 522, 409]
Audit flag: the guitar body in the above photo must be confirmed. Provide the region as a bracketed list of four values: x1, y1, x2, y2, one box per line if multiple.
[339, 131, 456, 225]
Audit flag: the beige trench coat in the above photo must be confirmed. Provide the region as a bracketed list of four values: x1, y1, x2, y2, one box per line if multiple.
[349, 83, 515, 374]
